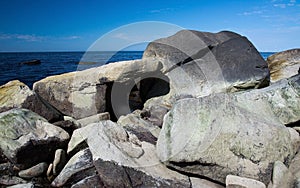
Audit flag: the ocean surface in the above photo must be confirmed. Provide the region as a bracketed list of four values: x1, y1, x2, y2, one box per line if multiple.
[0, 51, 274, 88]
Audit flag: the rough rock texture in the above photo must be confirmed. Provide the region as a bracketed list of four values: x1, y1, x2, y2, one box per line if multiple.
[18, 162, 48, 179]
[76, 112, 110, 128]
[33, 59, 162, 119]
[70, 175, 103, 188]
[143, 30, 270, 98]
[272, 161, 296, 188]
[289, 149, 300, 186]
[7, 183, 34, 188]
[71, 121, 191, 187]
[0, 80, 62, 122]
[226, 175, 266, 188]
[0, 108, 69, 166]
[267, 49, 300, 82]
[51, 148, 95, 187]
[157, 77, 300, 185]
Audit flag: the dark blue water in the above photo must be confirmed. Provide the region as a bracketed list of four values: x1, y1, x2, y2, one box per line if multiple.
[0, 51, 143, 88]
[0, 51, 275, 88]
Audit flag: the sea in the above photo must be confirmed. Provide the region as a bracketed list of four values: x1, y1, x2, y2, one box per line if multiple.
[0, 51, 275, 88]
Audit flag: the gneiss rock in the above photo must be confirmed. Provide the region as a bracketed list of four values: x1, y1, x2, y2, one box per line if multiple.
[0, 108, 69, 166]
[18, 162, 48, 179]
[156, 76, 300, 185]
[7, 183, 34, 188]
[51, 148, 95, 187]
[267, 48, 300, 82]
[72, 121, 191, 187]
[190, 177, 225, 188]
[0, 80, 63, 122]
[143, 30, 270, 97]
[33, 59, 162, 119]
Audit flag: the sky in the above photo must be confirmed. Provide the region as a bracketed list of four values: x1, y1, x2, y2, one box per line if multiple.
[0, 0, 299, 52]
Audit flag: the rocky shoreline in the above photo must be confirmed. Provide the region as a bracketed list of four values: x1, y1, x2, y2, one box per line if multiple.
[0, 30, 300, 188]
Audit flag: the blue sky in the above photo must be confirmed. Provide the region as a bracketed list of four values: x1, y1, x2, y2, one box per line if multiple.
[0, 0, 299, 52]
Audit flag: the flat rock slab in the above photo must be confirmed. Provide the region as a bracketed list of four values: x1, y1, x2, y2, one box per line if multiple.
[0, 108, 69, 166]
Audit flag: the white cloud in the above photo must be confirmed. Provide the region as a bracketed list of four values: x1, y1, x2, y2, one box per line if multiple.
[239, 10, 263, 16]
[149, 8, 173, 14]
[274, 3, 287, 8]
[0, 33, 81, 42]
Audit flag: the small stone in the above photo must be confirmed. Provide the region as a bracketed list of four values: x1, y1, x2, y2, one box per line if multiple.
[18, 162, 48, 179]
[51, 148, 94, 187]
[226, 175, 266, 188]
[53, 149, 67, 175]
[46, 163, 53, 181]
[272, 161, 295, 188]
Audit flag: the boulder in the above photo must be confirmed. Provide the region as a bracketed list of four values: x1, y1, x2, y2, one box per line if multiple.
[226, 175, 266, 188]
[0, 108, 69, 166]
[20, 59, 41, 65]
[51, 148, 96, 187]
[72, 121, 191, 187]
[156, 77, 300, 184]
[143, 30, 270, 98]
[267, 49, 300, 82]
[0, 80, 63, 122]
[33, 59, 162, 119]
[18, 162, 48, 179]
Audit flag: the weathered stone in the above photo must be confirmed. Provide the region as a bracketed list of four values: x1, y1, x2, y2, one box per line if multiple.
[267, 49, 300, 82]
[18, 162, 48, 179]
[118, 110, 160, 143]
[46, 163, 53, 181]
[226, 175, 266, 188]
[0, 175, 27, 186]
[76, 112, 110, 128]
[0, 80, 62, 122]
[33, 59, 162, 119]
[51, 148, 95, 187]
[71, 175, 103, 188]
[190, 177, 224, 188]
[272, 161, 295, 188]
[74, 121, 191, 187]
[143, 30, 269, 98]
[0, 108, 69, 166]
[53, 149, 67, 175]
[157, 90, 300, 184]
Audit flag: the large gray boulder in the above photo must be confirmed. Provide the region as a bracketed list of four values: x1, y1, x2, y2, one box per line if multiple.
[33, 59, 163, 119]
[0, 108, 69, 166]
[0, 80, 62, 122]
[69, 120, 191, 187]
[143, 30, 270, 98]
[157, 76, 300, 184]
[267, 49, 300, 82]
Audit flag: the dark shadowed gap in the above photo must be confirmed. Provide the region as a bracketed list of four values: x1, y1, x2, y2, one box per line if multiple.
[104, 73, 170, 122]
